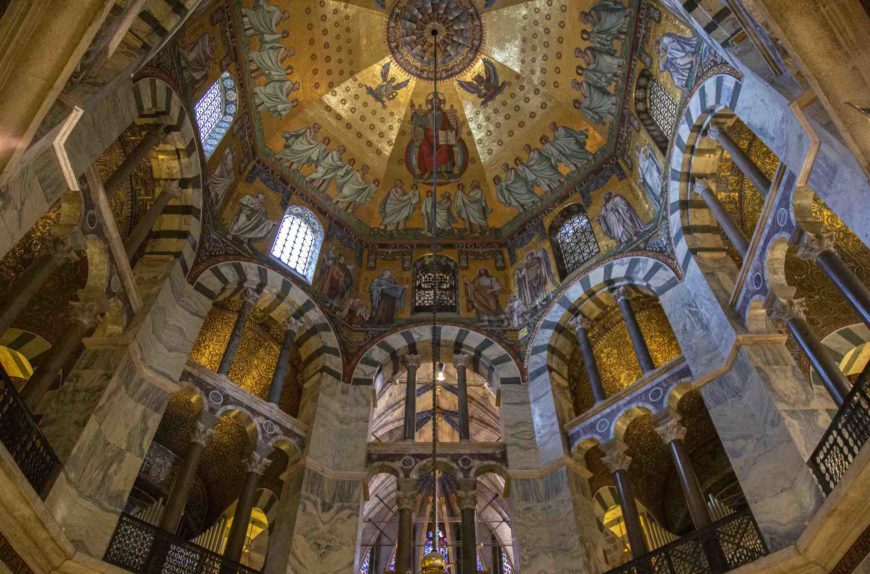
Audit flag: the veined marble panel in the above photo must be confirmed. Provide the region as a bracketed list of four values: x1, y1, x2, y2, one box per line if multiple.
[500, 385, 542, 470]
[305, 380, 371, 473]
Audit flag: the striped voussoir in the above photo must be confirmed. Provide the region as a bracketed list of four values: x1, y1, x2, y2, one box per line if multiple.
[192, 261, 342, 385]
[674, 0, 742, 49]
[810, 323, 870, 390]
[132, 76, 202, 276]
[0, 329, 52, 372]
[350, 325, 524, 389]
[667, 73, 742, 273]
[526, 255, 681, 391]
[130, 0, 199, 52]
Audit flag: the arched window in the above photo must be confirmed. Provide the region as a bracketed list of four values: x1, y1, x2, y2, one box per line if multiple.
[413, 254, 458, 314]
[634, 69, 676, 154]
[270, 205, 323, 282]
[359, 549, 371, 574]
[194, 71, 237, 160]
[550, 203, 600, 279]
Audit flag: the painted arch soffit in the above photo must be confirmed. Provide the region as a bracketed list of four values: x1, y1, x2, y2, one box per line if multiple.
[232, 0, 638, 239]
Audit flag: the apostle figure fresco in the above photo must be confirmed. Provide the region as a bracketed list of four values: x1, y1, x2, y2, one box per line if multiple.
[595, 191, 646, 245]
[208, 146, 236, 209]
[454, 181, 491, 233]
[242, 0, 290, 45]
[243, 0, 296, 118]
[464, 268, 505, 322]
[422, 190, 457, 234]
[370, 270, 406, 324]
[516, 248, 556, 309]
[656, 32, 700, 91]
[407, 93, 468, 182]
[542, 123, 592, 171]
[580, 0, 630, 46]
[637, 144, 664, 215]
[522, 144, 564, 191]
[505, 295, 526, 328]
[306, 145, 348, 192]
[573, 79, 618, 124]
[380, 180, 420, 230]
[316, 248, 354, 305]
[228, 193, 277, 249]
[334, 165, 378, 213]
[342, 297, 370, 325]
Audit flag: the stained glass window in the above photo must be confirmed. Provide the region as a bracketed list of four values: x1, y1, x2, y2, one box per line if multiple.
[388, 550, 396, 571]
[194, 72, 237, 159]
[423, 527, 450, 562]
[270, 205, 323, 282]
[477, 554, 485, 571]
[502, 552, 514, 574]
[359, 549, 371, 574]
[413, 255, 458, 313]
[550, 204, 599, 278]
[648, 78, 677, 140]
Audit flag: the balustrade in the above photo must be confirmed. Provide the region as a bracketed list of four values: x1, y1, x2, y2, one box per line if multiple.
[0, 363, 60, 498]
[104, 513, 261, 574]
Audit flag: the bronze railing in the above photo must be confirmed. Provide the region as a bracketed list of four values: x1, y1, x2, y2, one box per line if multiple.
[104, 513, 261, 574]
[605, 511, 768, 574]
[809, 363, 870, 496]
[0, 363, 60, 498]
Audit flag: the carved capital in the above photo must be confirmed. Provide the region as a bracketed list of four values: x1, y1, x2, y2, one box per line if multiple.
[245, 451, 272, 476]
[569, 313, 593, 333]
[397, 477, 418, 510]
[453, 353, 471, 369]
[163, 178, 182, 199]
[796, 231, 836, 262]
[769, 297, 807, 324]
[284, 316, 307, 336]
[403, 354, 422, 369]
[653, 414, 687, 444]
[242, 288, 260, 310]
[69, 299, 104, 328]
[706, 124, 724, 142]
[191, 421, 215, 447]
[456, 488, 477, 511]
[612, 286, 631, 303]
[600, 440, 632, 473]
[691, 179, 712, 197]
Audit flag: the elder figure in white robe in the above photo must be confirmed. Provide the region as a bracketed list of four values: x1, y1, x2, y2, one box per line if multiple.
[494, 163, 539, 209]
[208, 146, 236, 208]
[379, 180, 420, 230]
[522, 144, 564, 191]
[334, 164, 378, 213]
[306, 145, 348, 192]
[454, 181, 491, 233]
[637, 145, 664, 215]
[242, 0, 289, 46]
[276, 125, 326, 170]
[657, 32, 699, 90]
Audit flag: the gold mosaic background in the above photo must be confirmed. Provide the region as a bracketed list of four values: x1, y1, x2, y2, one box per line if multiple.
[190, 298, 302, 416]
[569, 297, 682, 414]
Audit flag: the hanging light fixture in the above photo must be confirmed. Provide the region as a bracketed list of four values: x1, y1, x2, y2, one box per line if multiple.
[435, 361, 446, 382]
[423, 26, 448, 574]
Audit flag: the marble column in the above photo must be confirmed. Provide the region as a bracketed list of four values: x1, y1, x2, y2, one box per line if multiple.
[0, 239, 78, 336]
[395, 477, 418, 574]
[707, 125, 771, 196]
[224, 450, 272, 563]
[217, 289, 259, 377]
[568, 314, 607, 404]
[21, 300, 102, 410]
[457, 478, 478, 574]
[104, 123, 167, 199]
[601, 441, 647, 560]
[454, 353, 471, 440]
[770, 297, 851, 405]
[159, 420, 214, 534]
[403, 354, 422, 441]
[268, 319, 301, 404]
[653, 415, 711, 529]
[614, 287, 655, 373]
[797, 231, 870, 328]
[124, 180, 180, 260]
[692, 180, 750, 258]
[491, 533, 503, 574]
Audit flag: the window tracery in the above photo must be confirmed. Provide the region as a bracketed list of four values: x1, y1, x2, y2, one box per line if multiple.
[195, 71, 237, 159]
[550, 204, 600, 278]
[413, 255, 458, 314]
[270, 205, 323, 282]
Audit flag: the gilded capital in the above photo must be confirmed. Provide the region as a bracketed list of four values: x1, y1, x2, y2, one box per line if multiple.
[612, 286, 631, 303]
[691, 178, 712, 197]
[796, 231, 836, 262]
[600, 440, 632, 473]
[242, 288, 261, 309]
[69, 299, 104, 328]
[706, 124, 724, 141]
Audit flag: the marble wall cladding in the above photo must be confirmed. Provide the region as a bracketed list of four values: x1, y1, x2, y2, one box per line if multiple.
[267, 468, 304, 574]
[500, 385, 543, 470]
[304, 379, 371, 473]
[512, 467, 597, 574]
[287, 468, 364, 574]
[135, 266, 211, 381]
[733, 63, 870, 246]
[700, 349, 826, 552]
[0, 151, 52, 258]
[567, 466, 616, 573]
[44, 353, 172, 557]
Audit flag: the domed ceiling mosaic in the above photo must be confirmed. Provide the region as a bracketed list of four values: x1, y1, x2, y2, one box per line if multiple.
[235, 0, 636, 238]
